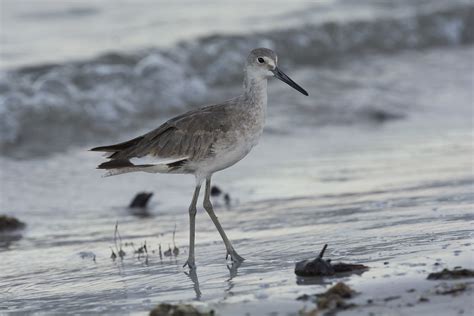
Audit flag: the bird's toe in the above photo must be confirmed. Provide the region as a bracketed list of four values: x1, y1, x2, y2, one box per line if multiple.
[226, 249, 245, 263]
[183, 259, 196, 270]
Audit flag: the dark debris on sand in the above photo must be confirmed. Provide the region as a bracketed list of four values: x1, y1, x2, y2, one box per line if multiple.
[0, 215, 25, 232]
[427, 268, 474, 280]
[210, 186, 222, 197]
[434, 283, 468, 295]
[149, 303, 214, 316]
[295, 244, 368, 277]
[210, 185, 231, 207]
[129, 192, 153, 208]
[299, 282, 357, 311]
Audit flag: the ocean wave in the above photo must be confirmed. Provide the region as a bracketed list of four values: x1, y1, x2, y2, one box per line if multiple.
[182, 4, 473, 85]
[0, 4, 472, 156]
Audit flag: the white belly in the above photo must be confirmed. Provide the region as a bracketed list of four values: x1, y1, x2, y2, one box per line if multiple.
[194, 129, 262, 175]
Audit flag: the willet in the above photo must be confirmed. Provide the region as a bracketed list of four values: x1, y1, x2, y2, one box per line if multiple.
[91, 48, 308, 269]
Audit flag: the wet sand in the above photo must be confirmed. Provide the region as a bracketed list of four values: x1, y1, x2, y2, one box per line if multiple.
[1, 117, 472, 315]
[1, 47, 473, 315]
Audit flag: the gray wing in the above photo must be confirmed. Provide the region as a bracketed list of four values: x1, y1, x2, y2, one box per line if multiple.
[92, 102, 234, 166]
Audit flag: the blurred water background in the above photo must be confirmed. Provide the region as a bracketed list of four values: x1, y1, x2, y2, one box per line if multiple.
[0, 0, 473, 315]
[1, 0, 472, 156]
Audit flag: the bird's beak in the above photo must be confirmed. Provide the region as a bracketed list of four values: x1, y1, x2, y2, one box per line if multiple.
[271, 67, 309, 96]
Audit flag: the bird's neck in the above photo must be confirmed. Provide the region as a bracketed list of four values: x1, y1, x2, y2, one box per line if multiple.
[243, 74, 268, 109]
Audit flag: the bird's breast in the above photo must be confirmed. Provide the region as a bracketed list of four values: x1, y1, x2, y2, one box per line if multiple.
[194, 116, 264, 174]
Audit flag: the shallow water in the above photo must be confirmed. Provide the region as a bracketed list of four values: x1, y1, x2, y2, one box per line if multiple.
[1, 1, 474, 314]
[1, 121, 472, 314]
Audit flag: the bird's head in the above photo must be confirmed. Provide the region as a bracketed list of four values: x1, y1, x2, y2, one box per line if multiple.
[246, 48, 308, 96]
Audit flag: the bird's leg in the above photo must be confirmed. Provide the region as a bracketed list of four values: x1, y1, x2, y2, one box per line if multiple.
[203, 177, 245, 263]
[183, 184, 201, 270]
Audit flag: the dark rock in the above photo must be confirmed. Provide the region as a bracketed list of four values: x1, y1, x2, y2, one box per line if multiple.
[129, 192, 153, 208]
[427, 268, 474, 280]
[0, 215, 25, 232]
[295, 244, 334, 277]
[295, 244, 369, 277]
[210, 186, 222, 197]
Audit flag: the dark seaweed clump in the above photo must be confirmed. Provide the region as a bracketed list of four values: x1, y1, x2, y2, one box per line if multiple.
[427, 268, 474, 280]
[298, 282, 357, 311]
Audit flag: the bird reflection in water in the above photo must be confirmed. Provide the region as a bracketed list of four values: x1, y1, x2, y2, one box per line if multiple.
[184, 268, 201, 300]
[184, 261, 242, 300]
[225, 261, 242, 297]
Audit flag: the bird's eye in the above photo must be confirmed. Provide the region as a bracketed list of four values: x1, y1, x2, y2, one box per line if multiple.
[257, 57, 264, 64]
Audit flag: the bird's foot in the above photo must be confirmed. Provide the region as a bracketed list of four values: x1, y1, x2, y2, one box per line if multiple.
[225, 249, 245, 263]
[183, 258, 196, 270]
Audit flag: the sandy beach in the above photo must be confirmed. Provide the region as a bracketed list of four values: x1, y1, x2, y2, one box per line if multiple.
[1, 1, 473, 315]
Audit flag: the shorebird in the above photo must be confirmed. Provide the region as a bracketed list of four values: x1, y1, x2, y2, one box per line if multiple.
[91, 48, 308, 269]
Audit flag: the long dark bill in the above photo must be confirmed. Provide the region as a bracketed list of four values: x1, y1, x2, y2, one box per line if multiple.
[272, 67, 309, 96]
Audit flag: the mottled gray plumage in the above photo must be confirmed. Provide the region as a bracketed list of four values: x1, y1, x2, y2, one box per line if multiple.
[91, 48, 308, 269]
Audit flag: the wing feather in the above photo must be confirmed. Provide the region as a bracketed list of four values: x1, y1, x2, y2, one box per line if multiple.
[91, 99, 237, 169]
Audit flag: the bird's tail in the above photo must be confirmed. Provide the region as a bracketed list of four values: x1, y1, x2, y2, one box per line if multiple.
[97, 158, 188, 177]
[102, 165, 169, 177]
